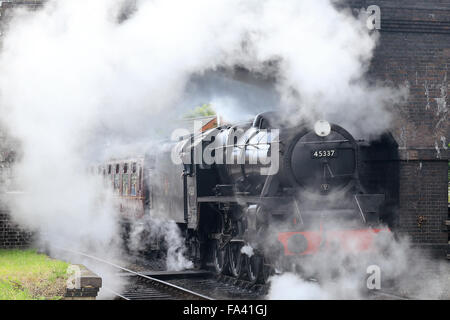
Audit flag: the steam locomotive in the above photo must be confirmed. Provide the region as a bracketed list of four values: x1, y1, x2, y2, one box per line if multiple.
[100, 112, 399, 283]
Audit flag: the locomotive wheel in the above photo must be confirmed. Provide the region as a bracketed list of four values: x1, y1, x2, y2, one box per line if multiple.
[228, 242, 244, 278]
[245, 255, 262, 284]
[212, 240, 227, 274]
[260, 260, 273, 284]
[187, 238, 201, 268]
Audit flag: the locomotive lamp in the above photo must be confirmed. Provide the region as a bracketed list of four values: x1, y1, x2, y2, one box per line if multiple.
[314, 120, 331, 137]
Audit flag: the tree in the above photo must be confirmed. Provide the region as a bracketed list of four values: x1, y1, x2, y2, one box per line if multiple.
[183, 104, 216, 119]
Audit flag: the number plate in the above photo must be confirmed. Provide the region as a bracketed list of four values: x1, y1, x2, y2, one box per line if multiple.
[311, 150, 338, 159]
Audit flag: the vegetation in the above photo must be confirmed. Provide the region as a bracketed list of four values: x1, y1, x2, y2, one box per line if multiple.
[0, 249, 69, 300]
[183, 103, 216, 119]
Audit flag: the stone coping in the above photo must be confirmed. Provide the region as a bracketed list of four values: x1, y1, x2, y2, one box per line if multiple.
[64, 264, 102, 300]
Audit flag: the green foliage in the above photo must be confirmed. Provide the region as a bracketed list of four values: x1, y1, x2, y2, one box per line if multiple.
[183, 103, 216, 119]
[0, 249, 69, 300]
[0, 280, 34, 300]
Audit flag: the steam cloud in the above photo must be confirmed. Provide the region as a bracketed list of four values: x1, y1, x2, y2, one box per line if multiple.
[267, 232, 449, 300]
[127, 216, 193, 271]
[0, 0, 415, 298]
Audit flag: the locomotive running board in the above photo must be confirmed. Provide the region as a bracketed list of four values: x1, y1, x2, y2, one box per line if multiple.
[197, 196, 286, 204]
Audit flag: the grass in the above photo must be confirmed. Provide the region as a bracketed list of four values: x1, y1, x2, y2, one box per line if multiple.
[0, 249, 69, 300]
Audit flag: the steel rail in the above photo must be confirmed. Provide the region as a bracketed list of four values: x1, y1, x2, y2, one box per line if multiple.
[370, 290, 411, 300]
[51, 245, 213, 300]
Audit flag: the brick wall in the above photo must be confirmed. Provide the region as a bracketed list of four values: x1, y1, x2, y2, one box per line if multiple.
[0, 119, 30, 247]
[0, 209, 32, 248]
[397, 161, 448, 249]
[350, 0, 450, 254]
[0, 131, 30, 248]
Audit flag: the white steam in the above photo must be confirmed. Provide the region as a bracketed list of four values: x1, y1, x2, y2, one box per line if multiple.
[241, 244, 254, 258]
[267, 231, 449, 299]
[268, 274, 332, 300]
[128, 216, 193, 271]
[0, 0, 409, 296]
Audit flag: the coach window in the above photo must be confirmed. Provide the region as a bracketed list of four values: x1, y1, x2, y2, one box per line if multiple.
[138, 167, 143, 196]
[123, 165, 129, 195]
[114, 164, 120, 193]
[130, 162, 137, 196]
[107, 164, 112, 185]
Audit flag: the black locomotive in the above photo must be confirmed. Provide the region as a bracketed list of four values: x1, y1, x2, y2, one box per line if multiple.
[102, 112, 399, 283]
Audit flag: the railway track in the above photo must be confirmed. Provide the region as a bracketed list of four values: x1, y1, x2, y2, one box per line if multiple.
[367, 290, 410, 300]
[49, 246, 213, 300]
[116, 273, 212, 300]
[164, 274, 266, 300]
[117, 270, 267, 300]
[50, 244, 266, 300]
[124, 269, 411, 300]
[50, 245, 412, 300]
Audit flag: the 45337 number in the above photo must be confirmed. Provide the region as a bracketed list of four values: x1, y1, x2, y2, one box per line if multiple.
[311, 150, 337, 158]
